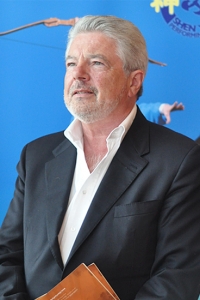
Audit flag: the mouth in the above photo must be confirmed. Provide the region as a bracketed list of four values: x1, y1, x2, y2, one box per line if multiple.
[72, 89, 94, 96]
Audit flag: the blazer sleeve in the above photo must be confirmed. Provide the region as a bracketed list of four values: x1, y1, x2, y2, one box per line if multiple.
[135, 143, 200, 300]
[0, 145, 30, 299]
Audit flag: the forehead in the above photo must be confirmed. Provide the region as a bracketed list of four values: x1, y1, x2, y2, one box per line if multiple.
[67, 31, 118, 56]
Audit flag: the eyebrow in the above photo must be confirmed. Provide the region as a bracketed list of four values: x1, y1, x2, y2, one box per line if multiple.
[66, 54, 110, 64]
[88, 54, 109, 61]
[66, 55, 76, 61]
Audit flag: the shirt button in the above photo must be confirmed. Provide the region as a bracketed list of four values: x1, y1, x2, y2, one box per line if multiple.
[71, 227, 76, 231]
[83, 190, 87, 194]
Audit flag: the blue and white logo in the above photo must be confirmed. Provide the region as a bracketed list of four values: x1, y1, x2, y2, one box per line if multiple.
[150, 0, 200, 38]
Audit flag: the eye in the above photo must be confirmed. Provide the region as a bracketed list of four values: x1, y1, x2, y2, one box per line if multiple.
[92, 61, 104, 66]
[66, 62, 76, 68]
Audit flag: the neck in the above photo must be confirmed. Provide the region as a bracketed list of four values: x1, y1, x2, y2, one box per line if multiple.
[80, 105, 135, 171]
[83, 130, 108, 172]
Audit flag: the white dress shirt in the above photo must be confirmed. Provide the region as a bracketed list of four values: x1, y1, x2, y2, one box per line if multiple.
[58, 105, 137, 264]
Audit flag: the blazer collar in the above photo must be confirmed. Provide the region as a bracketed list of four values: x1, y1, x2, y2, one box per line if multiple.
[45, 138, 77, 270]
[44, 108, 150, 270]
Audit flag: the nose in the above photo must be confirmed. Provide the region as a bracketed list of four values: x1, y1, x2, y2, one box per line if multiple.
[73, 63, 90, 81]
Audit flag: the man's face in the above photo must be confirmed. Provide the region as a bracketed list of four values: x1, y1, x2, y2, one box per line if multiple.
[64, 32, 135, 123]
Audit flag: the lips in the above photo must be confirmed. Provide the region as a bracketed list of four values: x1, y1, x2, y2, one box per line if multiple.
[72, 89, 94, 96]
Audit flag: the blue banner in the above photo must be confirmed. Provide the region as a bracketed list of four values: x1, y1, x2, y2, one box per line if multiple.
[1, 0, 200, 224]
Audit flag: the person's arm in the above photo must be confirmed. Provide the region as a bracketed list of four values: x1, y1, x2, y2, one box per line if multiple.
[139, 101, 184, 125]
[0, 145, 30, 299]
[138, 102, 165, 124]
[135, 143, 200, 299]
[44, 17, 79, 27]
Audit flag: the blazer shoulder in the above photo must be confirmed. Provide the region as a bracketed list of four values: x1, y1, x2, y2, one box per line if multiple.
[148, 121, 199, 155]
[21, 131, 68, 162]
[27, 131, 66, 148]
[133, 107, 199, 156]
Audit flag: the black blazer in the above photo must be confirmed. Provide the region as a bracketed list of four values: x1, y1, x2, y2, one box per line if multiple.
[1, 108, 200, 300]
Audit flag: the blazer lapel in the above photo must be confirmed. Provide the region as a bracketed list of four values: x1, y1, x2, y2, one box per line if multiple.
[45, 139, 77, 269]
[67, 108, 150, 263]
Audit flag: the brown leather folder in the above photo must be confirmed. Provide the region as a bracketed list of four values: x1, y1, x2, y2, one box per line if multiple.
[35, 263, 120, 299]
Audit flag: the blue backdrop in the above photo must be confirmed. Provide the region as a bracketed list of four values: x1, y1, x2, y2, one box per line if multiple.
[1, 0, 200, 224]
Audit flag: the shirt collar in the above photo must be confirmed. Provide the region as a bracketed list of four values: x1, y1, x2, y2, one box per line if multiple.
[64, 104, 137, 149]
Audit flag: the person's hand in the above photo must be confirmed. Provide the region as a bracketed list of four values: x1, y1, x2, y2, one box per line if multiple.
[159, 101, 185, 124]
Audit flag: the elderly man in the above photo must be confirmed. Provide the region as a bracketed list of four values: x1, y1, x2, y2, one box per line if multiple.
[0, 15, 200, 300]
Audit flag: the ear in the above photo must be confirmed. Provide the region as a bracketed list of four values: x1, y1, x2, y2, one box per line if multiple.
[128, 70, 145, 98]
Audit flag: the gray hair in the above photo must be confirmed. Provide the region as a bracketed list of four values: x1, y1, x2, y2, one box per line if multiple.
[66, 15, 148, 98]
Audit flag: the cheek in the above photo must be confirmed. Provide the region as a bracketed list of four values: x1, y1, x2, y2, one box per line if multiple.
[64, 73, 68, 86]
[93, 73, 113, 92]
[64, 74, 72, 92]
